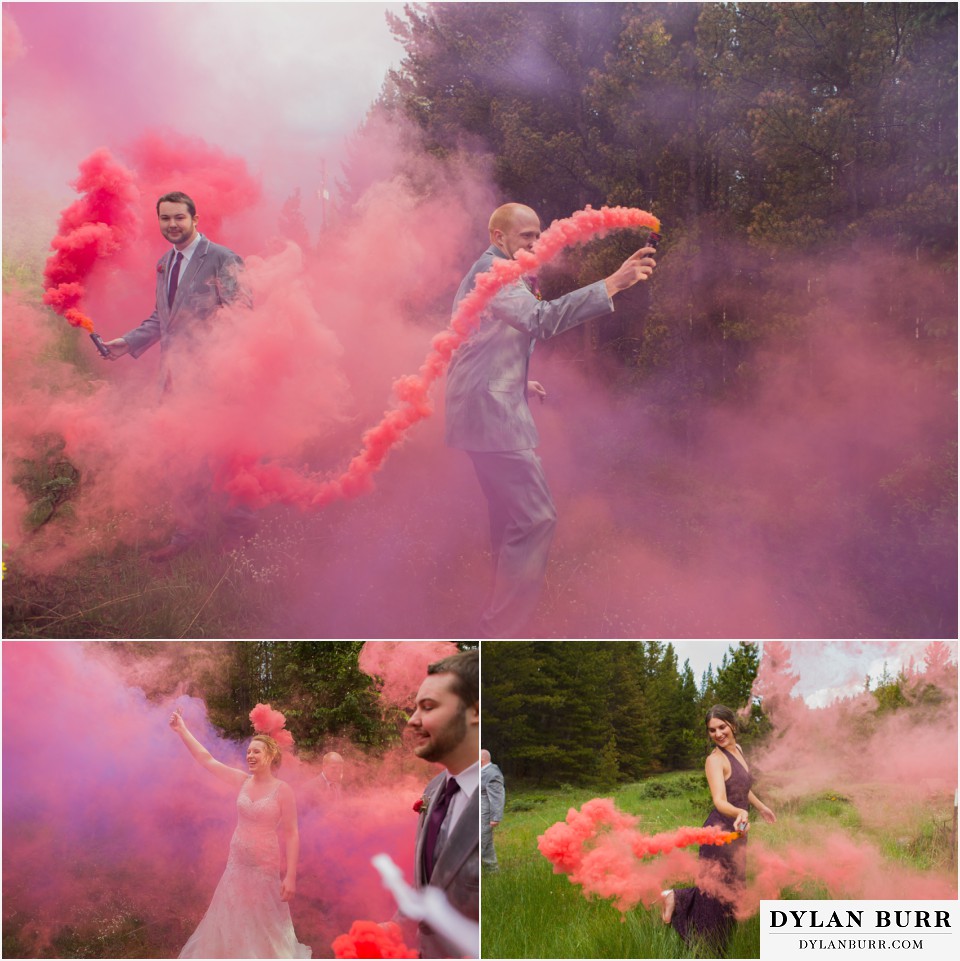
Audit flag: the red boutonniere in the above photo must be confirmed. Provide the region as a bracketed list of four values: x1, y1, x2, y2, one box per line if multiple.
[413, 795, 429, 814]
[157, 262, 165, 274]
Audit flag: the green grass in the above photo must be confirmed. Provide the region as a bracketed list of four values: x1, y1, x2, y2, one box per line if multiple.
[482, 774, 757, 959]
[2, 510, 302, 638]
[2, 900, 188, 959]
[482, 862, 697, 959]
[481, 775, 956, 959]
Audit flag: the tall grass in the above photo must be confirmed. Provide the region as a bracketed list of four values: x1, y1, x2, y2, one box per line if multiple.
[2, 511, 305, 638]
[481, 774, 753, 959]
[481, 772, 955, 959]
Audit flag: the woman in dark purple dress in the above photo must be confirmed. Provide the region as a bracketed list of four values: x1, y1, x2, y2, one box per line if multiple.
[661, 705, 776, 952]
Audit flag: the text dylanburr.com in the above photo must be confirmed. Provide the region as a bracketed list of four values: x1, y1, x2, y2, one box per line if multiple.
[760, 900, 957, 961]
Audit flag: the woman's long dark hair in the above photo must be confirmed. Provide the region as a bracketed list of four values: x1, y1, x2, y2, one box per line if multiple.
[704, 704, 740, 733]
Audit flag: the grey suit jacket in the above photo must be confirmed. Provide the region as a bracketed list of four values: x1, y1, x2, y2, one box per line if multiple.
[122, 235, 249, 359]
[414, 772, 479, 958]
[480, 762, 505, 822]
[445, 245, 614, 452]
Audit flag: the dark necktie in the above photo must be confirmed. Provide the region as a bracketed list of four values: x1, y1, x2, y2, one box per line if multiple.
[167, 251, 183, 308]
[424, 777, 460, 880]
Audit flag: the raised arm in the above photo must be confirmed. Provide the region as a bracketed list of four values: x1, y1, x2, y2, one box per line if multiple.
[278, 782, 299, 902]
[169, 709, 246, 787]
[604, 245, 657, 298]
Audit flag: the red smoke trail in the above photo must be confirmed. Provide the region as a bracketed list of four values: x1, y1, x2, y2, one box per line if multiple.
[332, 920, 417, 959]
[537, 798, 719, 912]
[41, 147, 140, 334]
[539, 798, 738, 876]
[218, 205, 661, 510]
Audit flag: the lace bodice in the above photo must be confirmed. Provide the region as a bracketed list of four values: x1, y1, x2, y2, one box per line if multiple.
[178, 775, 309, 958]
[227, 777, 283, 874]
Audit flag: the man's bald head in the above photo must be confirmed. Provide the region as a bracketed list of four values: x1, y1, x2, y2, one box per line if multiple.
[488, 203, 537, 236]
[481, 749, 491, 765]
[488, 204, 542, 259]
[322, 752, 344, 782]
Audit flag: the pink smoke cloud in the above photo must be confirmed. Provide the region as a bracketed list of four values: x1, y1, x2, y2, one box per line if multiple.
[332, 920, 417, 959]
[217, 206, 658, 510]
[539, 794, 956, 919]
[2, 10, 25, 66]
[41, 147, 140, 332]
[3, 3, 952, 641]
[1, 642, 443, 957]
[250, 702, 295, 751]
[358, 641, 460, 708]
[536, 645, 956, 919]
[751, 642, 958, 805]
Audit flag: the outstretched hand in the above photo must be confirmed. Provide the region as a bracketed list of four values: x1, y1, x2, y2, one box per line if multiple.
[169, 708, 187, 734]
[604, 246, 657, 297]
[101, 337, 129, 361]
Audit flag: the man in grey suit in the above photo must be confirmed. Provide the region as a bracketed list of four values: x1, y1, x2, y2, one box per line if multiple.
[308, 751, 345, 804]
[406, 650, 479, 958]
[445, 203, 657, 637]
[480, 748, 505, 872]
[103, 191, 253, 560]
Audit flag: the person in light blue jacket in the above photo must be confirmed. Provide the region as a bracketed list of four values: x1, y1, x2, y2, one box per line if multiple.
[480, 749, 505, 871]
[445, 203, 657, 637]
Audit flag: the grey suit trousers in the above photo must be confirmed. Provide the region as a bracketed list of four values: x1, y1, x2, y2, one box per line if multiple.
[468, 448, 557, 638]
[480, 796, 498, 870]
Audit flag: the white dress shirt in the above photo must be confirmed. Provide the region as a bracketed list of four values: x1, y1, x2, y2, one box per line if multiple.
[440, 759, 479, 835]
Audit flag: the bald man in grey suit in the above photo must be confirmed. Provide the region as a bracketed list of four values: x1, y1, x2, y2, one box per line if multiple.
[480, 749, 505, 871]
[407, 650, 479, 958]
[104, 190, 253, 560]
[445, 203, 657, 637]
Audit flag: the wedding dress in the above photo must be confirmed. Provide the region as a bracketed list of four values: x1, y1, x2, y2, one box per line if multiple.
[180, 777, 311, 959]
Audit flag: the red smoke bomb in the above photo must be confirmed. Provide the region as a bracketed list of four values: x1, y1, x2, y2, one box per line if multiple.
[42, 147, 139, 354]
[89, 332, 110, 357]
[220, 205, 661, 510]
[331, 920, 417, 959]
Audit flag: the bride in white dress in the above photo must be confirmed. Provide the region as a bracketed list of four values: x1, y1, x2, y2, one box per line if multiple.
[170, 709, 311, 959]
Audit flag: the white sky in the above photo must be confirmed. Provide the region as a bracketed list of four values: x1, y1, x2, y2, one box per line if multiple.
[671, 641, 739, 685]
[2, 2, 407, 230]
[670, 641, 956, 708]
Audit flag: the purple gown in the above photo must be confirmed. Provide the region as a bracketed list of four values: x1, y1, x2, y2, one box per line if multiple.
[671, 746, 751, 952]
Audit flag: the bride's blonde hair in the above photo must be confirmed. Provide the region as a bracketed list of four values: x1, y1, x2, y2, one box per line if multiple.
[251, 734, 282, 769]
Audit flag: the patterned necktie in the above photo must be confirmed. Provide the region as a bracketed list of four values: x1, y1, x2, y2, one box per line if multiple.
[167, 251, 183, 308]
[424, 776, 460, 880]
